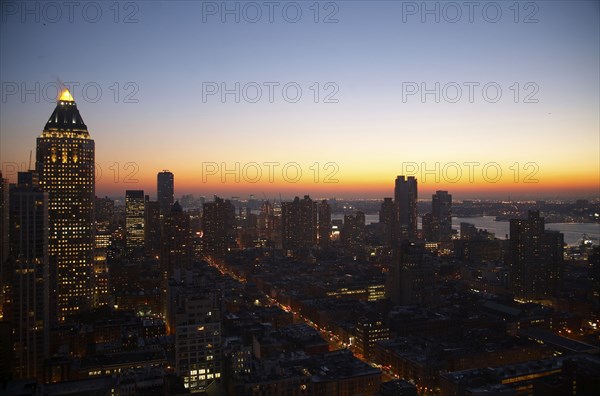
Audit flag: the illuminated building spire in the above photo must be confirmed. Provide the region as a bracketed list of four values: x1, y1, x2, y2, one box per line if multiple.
[59, 88, 74, 102]
[43, 88, 88, 136]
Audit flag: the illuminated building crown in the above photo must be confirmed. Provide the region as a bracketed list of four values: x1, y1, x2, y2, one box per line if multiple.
[43, 89, 89, 137]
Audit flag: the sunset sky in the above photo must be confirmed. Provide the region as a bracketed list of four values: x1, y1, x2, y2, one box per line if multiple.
[1, 1, 598, 200]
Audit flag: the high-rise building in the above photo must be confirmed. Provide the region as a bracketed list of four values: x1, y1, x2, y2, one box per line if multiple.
[281, 195, 317, 252]
[92, 242, 109, 308]
[379, 198, 395, 245]
[95, 196, 115, 224]
[36, 89, 95, 322]
[343, 211, 365, 251]
[175, 293, 222, 392]
[258, 200, 276, 242]
[318, 200, 331, 248]
[8, 171, 49, 379]
[591, 247, 600, 305]
[386, 241, 434, 306]
[144, 196, 161, 258]
[202, 197, 236, 258]
[161, 201, 192, 276]
[355, 316, 389, 361]
[125, 190, 145, 256]
[394, 176, 418, 240]
[431, 190, 452, 241]
[0, 172, 9, 318]
[157, 171, 174, 216]
[509, 210, 564, 299]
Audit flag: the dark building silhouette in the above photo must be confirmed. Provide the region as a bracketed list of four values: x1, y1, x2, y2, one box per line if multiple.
[509, 210, 564, 299]
[394, 176, 418, 240]
[36, 89, 95, 322]
[202, 197, 236, 258]
[386, 241, 434, 306]
[343, 211, 365, 251]
[258, 200, 276, 243]
[591, 247, 600, 305]
[379, 197, 395, 245]
[95, 196, 115, 224]
[8, 171, 49, 380]
[0, 172, 9, 319]
[281, 195, 317, 252]
[162, 201, 192, 275]
[144, 196, 161, 258]
[318, 200, 331, 248]
[157, 171, 174, 216]
[431, 190, 452, 241]
[161, 202, 192, 323]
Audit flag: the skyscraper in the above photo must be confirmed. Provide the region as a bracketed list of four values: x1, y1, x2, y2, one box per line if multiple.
[379, 197, 395, 245]
[36, 89, 95, 322]
[509, 210, 564, 299]
[202, 197, 236, 258]
[281, 195, 317, 252]
[394, 176, 418, 240]
[144, 196, 161, 258]
[157, 171, 174, 215]
[175, 293, 222, 391]
[0, 172, 9, 318]
[258, 200, 276, 242]
[431, 190, 452, 241]
[386, 241, 434, 306]
[161, 201, 192, 276]
[318, 200, 331, 249]
[125, 190, 145, 256]
[343, 211, 365, 251]
[8, 171, 49, 379]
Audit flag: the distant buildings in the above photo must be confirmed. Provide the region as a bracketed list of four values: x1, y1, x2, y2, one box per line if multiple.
[36, 89, 95, 323]
[510, 210, 564, 299]
[157, 171, 174, 216]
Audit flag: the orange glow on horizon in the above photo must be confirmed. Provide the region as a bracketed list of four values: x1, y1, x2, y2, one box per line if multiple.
[95, 172, 599, 199]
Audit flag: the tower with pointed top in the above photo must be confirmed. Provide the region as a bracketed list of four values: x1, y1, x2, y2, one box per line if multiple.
[36, 89, 95, 322]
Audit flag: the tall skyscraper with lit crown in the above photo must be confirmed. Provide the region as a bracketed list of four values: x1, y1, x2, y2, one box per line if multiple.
[36, 89, 95, 322]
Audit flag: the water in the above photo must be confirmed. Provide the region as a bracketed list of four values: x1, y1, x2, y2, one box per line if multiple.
[453, 216, 599, 246]
[331, 214, 599, 246]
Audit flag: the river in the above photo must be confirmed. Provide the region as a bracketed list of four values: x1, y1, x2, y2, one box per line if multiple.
[331, 214, 599, 246]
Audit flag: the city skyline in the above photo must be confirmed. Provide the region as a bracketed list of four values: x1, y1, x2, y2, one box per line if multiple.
[1, 1, 598, 200]
[1, 1, 599, 393]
